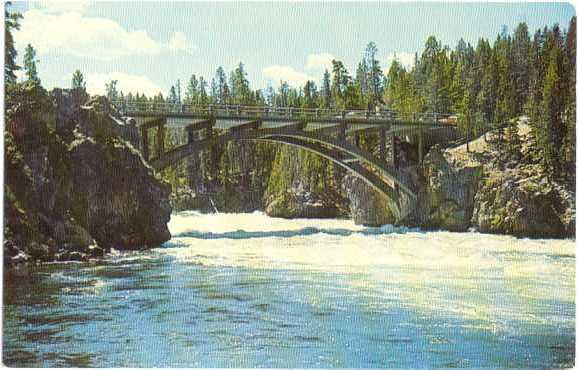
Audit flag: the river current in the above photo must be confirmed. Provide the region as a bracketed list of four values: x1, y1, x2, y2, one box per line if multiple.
[3, 211, 576, 367]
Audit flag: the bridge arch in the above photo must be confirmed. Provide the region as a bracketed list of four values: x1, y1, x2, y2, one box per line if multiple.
[150, 129, 417, 221]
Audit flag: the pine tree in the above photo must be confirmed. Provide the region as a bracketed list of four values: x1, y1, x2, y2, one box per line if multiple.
[4, 2, 21, 85]
[511, 22, 531, 114]
[321, 69, 331, 108]
[198, 77, 208, 104]
[176, 79, 182, 104]
[185, 74, 199, 104]
[105, 80, 119, 102]
[71, 70, 86, 90]
[23, 44, 40, 85]
[214, 66, 230, 104]
[364, 41, 384, 107]
[537, 46, 565, 177]
[562, 17, 576, 175]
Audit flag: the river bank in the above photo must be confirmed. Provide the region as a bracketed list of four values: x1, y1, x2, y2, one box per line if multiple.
[4, 89, 574, 268]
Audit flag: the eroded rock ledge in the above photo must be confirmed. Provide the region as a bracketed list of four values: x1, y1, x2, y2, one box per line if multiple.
[5, 88, 172, 266]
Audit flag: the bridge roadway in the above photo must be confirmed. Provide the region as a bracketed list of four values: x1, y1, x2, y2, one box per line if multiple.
[113, 101, 459, 221]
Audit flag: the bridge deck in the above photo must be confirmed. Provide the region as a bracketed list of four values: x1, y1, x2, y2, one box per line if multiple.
[118, 101, 462, 221]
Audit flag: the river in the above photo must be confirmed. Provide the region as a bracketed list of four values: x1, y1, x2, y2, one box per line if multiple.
[3, 211, 575, 367]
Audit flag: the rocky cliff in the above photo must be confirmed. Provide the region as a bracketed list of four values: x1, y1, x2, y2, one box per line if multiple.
[420, 121, 575, 238]
[4, 85, 172, 266]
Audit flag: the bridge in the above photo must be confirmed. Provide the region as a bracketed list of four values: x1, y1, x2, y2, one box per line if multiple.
[113, 101, 461, 220]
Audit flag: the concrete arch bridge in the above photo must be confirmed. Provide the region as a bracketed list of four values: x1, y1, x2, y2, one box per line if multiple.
[113, 101, 461, 221]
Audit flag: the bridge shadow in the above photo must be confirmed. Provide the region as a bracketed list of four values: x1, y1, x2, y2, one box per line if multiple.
[170, 225, 422, 241]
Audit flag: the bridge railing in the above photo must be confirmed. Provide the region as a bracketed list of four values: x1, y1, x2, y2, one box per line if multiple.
[110, 100, 456, 125]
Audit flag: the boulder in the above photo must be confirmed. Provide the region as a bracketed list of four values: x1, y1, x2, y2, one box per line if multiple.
[68, 135, 172, 250]
[341, 174, 396, 226]
[420, 146, 483, 231]
[265, 189, 341, 219]
[473, 171, 571, 238]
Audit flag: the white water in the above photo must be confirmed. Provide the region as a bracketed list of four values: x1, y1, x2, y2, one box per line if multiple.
[4, 211, 575, 367]
[161, 211, 575, 337]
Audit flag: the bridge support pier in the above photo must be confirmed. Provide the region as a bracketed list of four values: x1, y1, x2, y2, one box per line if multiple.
[186, 119, 215, 143]
[418, 130, 423, 164]
[337, 123, 347, 141]
[156, 123, 165, 159]
[379, 127, 386, 160]
[392, 135, 399, 170]
[140, 126, 149, 161]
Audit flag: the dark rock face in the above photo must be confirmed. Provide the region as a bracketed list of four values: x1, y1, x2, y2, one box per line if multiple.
[68, 136, 172, 250]
[265, 188, 342, 219]
[341, 174, 395, 226]
[419, 129, 575, 238]
[4, 91, 172, 266]
[472, 170, 574, 238]
[51, 88, 90, 136]
[419, 146, 484, 231]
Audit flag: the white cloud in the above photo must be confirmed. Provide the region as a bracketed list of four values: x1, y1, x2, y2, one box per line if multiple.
[305, 53, 334, 71]
[31, 0, 91, 14]
[168, 32, 194, 53]
[85, 72, 164, 97]
[384, 52, 416, 73]
[262, 65, 315, 87]
[14, 9, 194, 60]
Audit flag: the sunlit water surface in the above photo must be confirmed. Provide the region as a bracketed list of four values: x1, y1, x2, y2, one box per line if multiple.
[3, 211, 575, 367]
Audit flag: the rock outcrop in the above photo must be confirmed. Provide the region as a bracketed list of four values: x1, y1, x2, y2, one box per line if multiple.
[4, 86, 172, 266]
[265, 187, 343, 219]
[419, 146, 484, 231]
[419, 122, 575, 238]
[264, 146, 348, 219]
[68, 136, 171, 250]
[341, 174, 395, 226]
[472, 167, 574, 238]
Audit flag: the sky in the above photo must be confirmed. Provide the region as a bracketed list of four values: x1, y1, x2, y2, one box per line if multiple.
[9, 1, 576, 97]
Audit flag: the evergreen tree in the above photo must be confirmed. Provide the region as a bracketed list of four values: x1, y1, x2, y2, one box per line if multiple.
[23, 44, 40, 85]
[364, 41, 384, 107]
[4, 2, 21, 85]
[331, 60, 351, 108]
[230, 62, 251, 104]
[198, 77, 209, 104]
[185, 74, 199, 104]
[105, 80, 119, 102]
[321, 69, 331, 108]
[214, 66, 230, 104]
[71, 70, 86, 90]
[537, 46, 565, 177]
[511, 22, 531, 113]
[563, 17, 576, 174]
[176, 79, 182, 104]
[168, 85, 178, 105]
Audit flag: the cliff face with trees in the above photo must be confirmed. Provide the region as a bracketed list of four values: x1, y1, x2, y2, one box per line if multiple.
[5, 0, 576, 242]
[4, 5, 172, 266]
[140, 18, 575, 235]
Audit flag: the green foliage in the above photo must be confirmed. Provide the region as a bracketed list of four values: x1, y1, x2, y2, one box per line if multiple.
[4, 2, 21, 85]
[71, 70, 86, 90]
[23, 44, 40, 85]
[105, 80, 119, 102]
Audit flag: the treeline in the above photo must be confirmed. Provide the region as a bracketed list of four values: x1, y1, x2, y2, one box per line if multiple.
[107, 19, 575, 182]
[8, 0, 575, 184]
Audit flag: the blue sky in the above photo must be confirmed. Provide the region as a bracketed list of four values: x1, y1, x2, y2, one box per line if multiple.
[10, 1, 575, 97]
